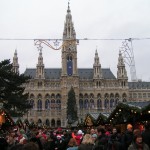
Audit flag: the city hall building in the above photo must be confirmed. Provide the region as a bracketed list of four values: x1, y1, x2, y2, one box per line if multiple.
[12, 5, 150, 127]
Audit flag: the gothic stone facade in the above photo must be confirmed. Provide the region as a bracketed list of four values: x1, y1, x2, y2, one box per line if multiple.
[12, 5, 150, 127]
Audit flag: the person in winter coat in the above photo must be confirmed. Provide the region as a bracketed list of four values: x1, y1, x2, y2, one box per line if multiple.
[128, 133, 150, 150]
[108, 127, 122, 150]
[122, 124, 133, 150]
[78, 134, 94, 150]
[142, 123, 150, 148]
[75, 130, 83, 146]
[93, 127, 108, 150]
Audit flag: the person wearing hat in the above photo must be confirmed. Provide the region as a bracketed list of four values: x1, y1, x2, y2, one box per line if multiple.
[122, 124, 133, 150]
[75, 130, 83, 146]
[91, 134, 97, 144]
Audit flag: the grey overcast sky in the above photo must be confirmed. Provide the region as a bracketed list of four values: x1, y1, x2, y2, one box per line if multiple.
[0, 0, 150, 81]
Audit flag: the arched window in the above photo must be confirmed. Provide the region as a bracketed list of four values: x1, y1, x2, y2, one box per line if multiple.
[56, 99, 61, 110]
[110, 94, 114, 108]
[104, 99, 109, 108]
[45, 99, 50, 109]
[90, 99, 94, 108]
[38, 119, 42, 126]
[79, 99, 83, 109]
[110, 99, 114, 108]
[115, 93, 119, 105]
[122, 93, 127, 102]
[104, 93, 109, 108]
[30, 99, 34, 109]
[57, 119, 61, 127]
[51, 99, 55, 109]
[97, 93, 101, 109]
[45, 119, 50, 126]
[51, 119, 55, 127]
[115, 98, 119, 105]
[97, 99, 102, 109]
[84, 99, 89, 108]
[37, 100, 42, 110]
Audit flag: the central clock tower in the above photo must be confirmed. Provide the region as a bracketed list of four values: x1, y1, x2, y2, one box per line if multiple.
[61, 3, 79, 119]
[61, 3, 78, 77]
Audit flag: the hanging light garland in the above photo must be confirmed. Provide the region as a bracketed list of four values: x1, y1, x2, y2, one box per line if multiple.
[34, 39, 78, 51]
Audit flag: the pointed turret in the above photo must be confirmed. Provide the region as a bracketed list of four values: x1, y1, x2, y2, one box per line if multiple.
[117, 51, 128, 87]
[63, 2, 76, 40]
[36, 46, 45, 79]
[12, 49, 19, 73]
[93, 49, 102, 79]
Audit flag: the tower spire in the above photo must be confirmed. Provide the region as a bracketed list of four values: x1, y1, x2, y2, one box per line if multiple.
[63, 2, 76, 40]
[117, 50, 128, 87]
[67, 1, 70, 13]
[93, 49, 102, 79]
[36, 45, 45, 79]
[12, 49, 19, 73]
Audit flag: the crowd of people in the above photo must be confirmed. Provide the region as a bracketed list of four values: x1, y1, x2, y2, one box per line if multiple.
[0, 123, 150, 150]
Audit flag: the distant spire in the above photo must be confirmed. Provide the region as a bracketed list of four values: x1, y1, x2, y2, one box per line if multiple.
[15, 49, 17, 54]
[37, 45, 43, 65]
[93, 49, 102, 79]
[36, 45, 45, 79]
[95, 47, 98, 57]
[63, 0, 76, 40]
[12, 49, 19, 73]
[67, 1, 70, 13]
[117, 50, 128, 80]
[118, 50, 124, 65]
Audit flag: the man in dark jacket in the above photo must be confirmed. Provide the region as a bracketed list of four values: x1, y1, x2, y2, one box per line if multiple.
[93, 126, 108, 150]
[108, 127, 122, 150]
[122, 124, 133, 150]
[142, 123, 150, 148]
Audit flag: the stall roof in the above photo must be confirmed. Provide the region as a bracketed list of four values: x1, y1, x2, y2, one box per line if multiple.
[124, 101, 150, 109]
[107, 101, 150, 124]
[87, 112, 110, 121]
[84, 112, 110, 126]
